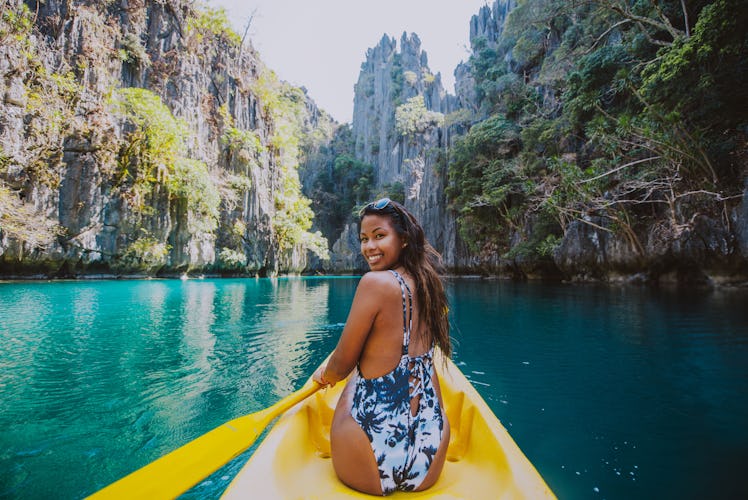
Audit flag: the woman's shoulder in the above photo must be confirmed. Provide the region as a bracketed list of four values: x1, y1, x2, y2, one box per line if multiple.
[358, 271, 397, 288]
[357, 271, 400, 296]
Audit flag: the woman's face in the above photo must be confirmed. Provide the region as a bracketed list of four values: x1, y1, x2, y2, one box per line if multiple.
[360, 214, 405, 271]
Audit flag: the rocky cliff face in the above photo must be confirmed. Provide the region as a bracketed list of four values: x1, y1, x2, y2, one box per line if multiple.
[552, 196, 748, 285]
[5, 0, 743, 284]
[453, 0, 516, 115]
[0, 0, 333, 277]
[324, 7, 532, 273]
[351, 33, 451, 183]
[320, 0, 748, 285]
[455, 0, 748, 284]
[326, 33, 462, 271]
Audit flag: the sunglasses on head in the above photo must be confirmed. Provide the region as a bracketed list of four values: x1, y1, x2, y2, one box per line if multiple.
[359, 197, 392, 216]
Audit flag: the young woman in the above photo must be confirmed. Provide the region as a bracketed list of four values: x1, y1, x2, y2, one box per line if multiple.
[313, 198, 452, 495]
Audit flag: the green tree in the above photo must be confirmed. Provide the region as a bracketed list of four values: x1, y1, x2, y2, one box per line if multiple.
[252, 67, 329, 260]
[449, 0, 746, 263]
[395, 96, 444, 137]
[112, 88, 220, 233]
[447, 115, 527, 251]
[0, 182, 61, 250]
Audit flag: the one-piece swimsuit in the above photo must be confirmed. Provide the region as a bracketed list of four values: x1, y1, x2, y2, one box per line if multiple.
[350, 270, 444, 495]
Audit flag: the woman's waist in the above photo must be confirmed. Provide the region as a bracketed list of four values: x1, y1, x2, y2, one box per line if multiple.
[356, 353, 434, 382]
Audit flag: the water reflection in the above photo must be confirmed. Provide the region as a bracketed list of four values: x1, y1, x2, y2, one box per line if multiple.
[250, 278, 330, 398]
[221, 282, 246, 326]
[180, 281, 217, 390]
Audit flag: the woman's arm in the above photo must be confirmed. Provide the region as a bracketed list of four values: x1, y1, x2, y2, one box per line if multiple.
[313, 272, 389, 386]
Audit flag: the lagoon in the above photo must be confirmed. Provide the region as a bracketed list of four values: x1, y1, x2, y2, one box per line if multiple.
[1, 278, 747, 499]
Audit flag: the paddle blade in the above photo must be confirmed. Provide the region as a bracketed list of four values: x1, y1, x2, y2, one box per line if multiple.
[88, 382, 322, 499]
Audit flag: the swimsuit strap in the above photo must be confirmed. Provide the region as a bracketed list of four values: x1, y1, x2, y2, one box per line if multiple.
[389, 270, 413, 355]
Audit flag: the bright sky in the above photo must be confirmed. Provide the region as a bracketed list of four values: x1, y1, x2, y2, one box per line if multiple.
[208, 0, 490, 123]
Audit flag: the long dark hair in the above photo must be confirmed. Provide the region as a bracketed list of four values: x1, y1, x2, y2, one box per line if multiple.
[359, 200, 451, 358]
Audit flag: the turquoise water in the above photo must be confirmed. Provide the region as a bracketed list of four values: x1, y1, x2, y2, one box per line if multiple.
[1, 278, 747, 499]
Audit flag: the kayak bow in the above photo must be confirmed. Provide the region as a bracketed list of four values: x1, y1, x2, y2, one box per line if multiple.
[223, 353, 555, 499]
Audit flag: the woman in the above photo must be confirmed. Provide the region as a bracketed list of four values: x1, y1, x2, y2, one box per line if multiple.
[313, 198, 452, 495]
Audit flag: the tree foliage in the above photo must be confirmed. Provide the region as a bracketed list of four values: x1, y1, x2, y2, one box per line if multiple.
[447, 114, 525, 251]
[0, 182, 61, 249]
[251, 67, 329, 260]
[186, 5, 241, 47]
[448, 0, 747, 257]
[395, 95, 444, 137]
[309, 125, 375, 240]
[112, 87, 221, 233]
[119, 232, 170, 272]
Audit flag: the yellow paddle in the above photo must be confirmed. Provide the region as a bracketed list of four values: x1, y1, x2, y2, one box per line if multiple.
[88, 381, 323, 499]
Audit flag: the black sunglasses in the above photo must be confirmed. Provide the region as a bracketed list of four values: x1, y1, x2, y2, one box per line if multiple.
[359, 197, 392, 217]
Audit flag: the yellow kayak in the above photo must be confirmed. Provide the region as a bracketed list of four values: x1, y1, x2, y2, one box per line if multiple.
[222, 354, 555, 499]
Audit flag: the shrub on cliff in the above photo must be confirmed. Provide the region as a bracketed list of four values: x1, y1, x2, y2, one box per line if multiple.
[111, 87, 220, 234]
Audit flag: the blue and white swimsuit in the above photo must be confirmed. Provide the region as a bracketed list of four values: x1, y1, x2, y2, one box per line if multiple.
[351, 270, 445, 495]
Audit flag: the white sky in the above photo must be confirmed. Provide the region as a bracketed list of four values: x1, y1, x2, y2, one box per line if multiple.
[207, 0, 490, 123]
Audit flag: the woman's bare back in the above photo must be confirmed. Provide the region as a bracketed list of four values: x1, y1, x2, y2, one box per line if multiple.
[328, 271, 450, 495]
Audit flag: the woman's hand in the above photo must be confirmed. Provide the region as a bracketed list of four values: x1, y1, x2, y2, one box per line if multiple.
[313, 363, 335, 387]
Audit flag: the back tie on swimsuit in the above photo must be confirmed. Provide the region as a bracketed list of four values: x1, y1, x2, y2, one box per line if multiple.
[350, 270, 444, 495]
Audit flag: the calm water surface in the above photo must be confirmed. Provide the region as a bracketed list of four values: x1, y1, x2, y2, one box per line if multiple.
[1, 278, 747, 499]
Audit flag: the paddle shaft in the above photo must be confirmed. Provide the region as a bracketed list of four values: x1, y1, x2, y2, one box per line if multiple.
[88, 382, 323, 499]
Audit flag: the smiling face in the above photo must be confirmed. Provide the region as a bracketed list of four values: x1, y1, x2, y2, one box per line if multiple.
[360, 214, 405, 271]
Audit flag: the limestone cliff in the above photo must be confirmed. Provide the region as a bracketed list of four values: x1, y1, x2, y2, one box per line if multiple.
[453, 0, 516, 115]
[318, 0, 747, 285]
[0, 0, 334, 277]
[325, 32, 462, 272]
[4, 0, 743, 284]
[451, 0, 748, 284]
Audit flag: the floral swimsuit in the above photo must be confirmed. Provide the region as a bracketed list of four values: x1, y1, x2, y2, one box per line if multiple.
[350, 270, 445, 495]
